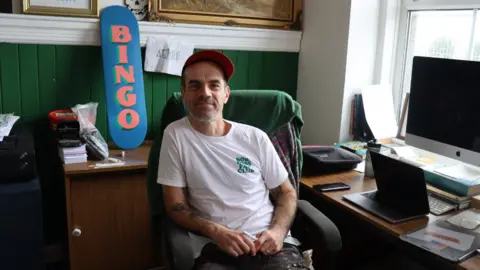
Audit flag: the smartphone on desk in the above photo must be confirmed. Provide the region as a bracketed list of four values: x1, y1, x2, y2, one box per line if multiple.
[313, 183, 351, 192]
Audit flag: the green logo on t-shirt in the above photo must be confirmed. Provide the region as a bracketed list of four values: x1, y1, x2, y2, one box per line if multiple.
[236, 157, 254, 173]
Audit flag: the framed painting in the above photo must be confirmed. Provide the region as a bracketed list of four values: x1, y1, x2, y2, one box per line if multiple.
[23, 0, 99, 17]
[149, 0, 303, 30]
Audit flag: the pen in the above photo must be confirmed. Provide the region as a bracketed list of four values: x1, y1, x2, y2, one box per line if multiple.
[243, 231, 258, 241]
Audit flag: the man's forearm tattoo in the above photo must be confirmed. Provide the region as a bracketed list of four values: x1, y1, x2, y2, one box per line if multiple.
[270, 186, 284, 201]
[172, 203, 187, 212]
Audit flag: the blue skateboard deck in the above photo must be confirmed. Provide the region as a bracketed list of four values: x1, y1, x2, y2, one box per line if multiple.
[100, 5, 147, 150]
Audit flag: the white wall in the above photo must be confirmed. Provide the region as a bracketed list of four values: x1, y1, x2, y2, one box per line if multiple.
[339, 0, 381, 142]
[298, 0, 382, 145]
[297, 0, 352, 145]
[12, 0, 124, 14]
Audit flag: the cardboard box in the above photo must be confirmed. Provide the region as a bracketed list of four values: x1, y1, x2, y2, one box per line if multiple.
[472, 195, 480, 209]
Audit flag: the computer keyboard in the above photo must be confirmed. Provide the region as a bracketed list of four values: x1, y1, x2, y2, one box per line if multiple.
[428, 195, 456, 215]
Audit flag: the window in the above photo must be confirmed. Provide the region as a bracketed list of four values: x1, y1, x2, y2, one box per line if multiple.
[398, 9, 479, 112]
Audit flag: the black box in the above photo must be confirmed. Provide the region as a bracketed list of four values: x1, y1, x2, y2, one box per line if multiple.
[0, 123, 37, 184]
[0, 1, 13, 14]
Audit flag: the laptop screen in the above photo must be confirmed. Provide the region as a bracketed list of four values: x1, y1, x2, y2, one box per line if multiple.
[370, 151, 430, 215]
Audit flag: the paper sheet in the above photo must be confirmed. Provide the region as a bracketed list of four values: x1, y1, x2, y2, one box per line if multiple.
[408, 225, 475, 251]
[0, 114, 20, 142]
[361, 85, 398, 139]
[144, 36, 194, 76]
[354, 160, 365, 173]
[391, 146, 418, 158]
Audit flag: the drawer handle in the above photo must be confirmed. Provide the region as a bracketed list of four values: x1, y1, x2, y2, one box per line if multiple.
[72, 228, 82, 237]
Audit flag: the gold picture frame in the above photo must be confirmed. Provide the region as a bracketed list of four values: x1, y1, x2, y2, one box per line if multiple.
[149, 0, 303, 30]
[23, 0, 99, 18]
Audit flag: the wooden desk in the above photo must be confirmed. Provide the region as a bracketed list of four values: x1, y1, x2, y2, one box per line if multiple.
[63, 144, 163, 270]
[301, 171, 479, 270]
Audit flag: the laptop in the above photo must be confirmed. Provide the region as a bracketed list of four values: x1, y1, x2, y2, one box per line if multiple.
[343, 151, 430, 224]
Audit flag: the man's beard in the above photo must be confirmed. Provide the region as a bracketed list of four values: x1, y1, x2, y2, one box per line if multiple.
[191, 96, 218, 122]
[191, 113, 217, 123]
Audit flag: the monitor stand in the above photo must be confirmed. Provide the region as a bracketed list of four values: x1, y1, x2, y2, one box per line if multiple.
[434, 163, 480, 181]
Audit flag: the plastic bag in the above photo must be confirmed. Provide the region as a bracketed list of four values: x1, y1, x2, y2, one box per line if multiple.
[71, 102, 109, 160]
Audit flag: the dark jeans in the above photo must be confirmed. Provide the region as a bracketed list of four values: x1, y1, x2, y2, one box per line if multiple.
[192, 242, 310, 270]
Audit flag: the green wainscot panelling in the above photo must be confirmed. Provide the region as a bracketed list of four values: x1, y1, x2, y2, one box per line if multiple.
[0, 44, 298, 140]
[0, 43, 299, 246]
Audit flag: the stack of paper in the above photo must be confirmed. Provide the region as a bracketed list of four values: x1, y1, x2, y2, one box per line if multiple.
[59, 144, 87, 164]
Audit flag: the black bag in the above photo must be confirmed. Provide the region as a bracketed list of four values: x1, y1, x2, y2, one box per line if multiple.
[302, 146, 363, 176]
[0, 123, 37, 184]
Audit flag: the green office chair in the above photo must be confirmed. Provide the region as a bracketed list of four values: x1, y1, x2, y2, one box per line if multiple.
[147, 90, 342, 270]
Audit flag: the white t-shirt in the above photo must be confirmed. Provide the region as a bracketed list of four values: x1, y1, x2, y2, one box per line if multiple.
[157, 117, 289, 258]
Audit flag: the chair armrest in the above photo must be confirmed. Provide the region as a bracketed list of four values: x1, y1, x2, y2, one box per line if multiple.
[162, 217, 195, 270]
[297, 200, 342, 253]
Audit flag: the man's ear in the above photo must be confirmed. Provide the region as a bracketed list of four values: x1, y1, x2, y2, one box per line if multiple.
[224, 85, 231, 104]
[180, 86, 186, 101]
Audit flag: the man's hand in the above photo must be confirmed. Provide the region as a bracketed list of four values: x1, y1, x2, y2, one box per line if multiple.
[163, 186, 258, 258]
[254, 228, 285, 256]
[213, 227, 257, 257]
[253, 180, 297, 256]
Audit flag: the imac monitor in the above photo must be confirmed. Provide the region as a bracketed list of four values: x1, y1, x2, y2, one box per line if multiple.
[406, 56, 480, 178]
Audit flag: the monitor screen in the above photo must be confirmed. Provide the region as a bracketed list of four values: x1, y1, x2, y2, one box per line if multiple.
[407, 56, 480, 163]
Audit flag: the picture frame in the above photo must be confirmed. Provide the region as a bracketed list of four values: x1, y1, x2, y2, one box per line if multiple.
[148, 0, 303, 30]
[23, 0, 99, 18]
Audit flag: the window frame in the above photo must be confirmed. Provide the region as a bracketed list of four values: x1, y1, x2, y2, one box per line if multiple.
[390, 0, 480, 118]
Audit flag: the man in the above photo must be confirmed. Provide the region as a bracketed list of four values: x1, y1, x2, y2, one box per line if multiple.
[157, 50, 308, 270]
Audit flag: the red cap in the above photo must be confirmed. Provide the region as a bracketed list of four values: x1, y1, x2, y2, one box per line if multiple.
[182, 50, 235, 81]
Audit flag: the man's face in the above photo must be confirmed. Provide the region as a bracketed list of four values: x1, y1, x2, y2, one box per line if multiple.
[181, 61, 230, 123]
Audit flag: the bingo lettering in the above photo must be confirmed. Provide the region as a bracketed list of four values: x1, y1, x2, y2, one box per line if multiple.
[110, 25, 139, 130]
[100, 5, 147, 150]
